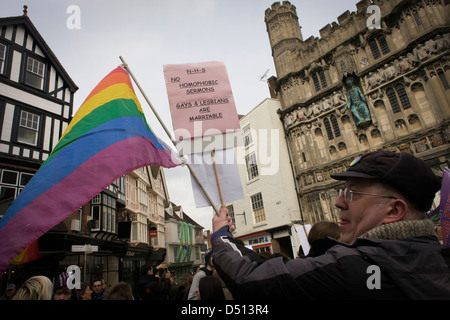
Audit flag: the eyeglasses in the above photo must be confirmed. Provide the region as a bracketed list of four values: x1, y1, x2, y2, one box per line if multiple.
[338, 187, 397, 203]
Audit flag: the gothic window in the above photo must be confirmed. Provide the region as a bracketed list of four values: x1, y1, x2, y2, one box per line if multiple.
[386, 88, 400, 113]
[330, 115, 341, 138]
[324, 118, 333, 140]
[397, 84, 411, 110]
[369, 34, 390, 60]
[324, 115, 341, 140]
[386, 83, 411, 113]
[312, 69, 328, 92]
[438, 70, 450, 90]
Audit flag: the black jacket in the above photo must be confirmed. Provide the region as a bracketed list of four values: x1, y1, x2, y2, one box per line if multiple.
[136, 275, 170, 300]
[211, 228, 450, 299]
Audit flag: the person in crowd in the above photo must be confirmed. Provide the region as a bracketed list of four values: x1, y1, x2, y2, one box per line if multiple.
[0, 283, 16, 300]
[212, 269, 234, 300]
[173, 273, 193, 300]
[196, 276, 225, 300]
[306, 221, 341, 257]
[13, 276, 53, 300]
[136, 262, 170, 300]
[103, 282, 134, 300]
[91, 279, 105, 300]
[77, 282, 92, 300]
[188, 249, 214, 300]
[53, 271, 78, 300]
[211, 150, 450, 299]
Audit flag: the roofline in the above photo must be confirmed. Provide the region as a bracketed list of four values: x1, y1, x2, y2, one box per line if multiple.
[0, 15, 78, 92]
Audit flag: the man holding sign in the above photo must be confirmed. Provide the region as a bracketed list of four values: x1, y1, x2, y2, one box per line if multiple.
[211, 151, 450, 299]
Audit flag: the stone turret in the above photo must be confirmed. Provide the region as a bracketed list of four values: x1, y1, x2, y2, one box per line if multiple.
[265, 1, 304, 78]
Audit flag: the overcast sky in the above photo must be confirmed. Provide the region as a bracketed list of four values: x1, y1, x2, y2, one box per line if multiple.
[3, 0, 360, 231]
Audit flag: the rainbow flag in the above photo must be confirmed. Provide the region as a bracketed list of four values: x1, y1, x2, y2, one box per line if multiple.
[11, 240, 40, 265]
[0, 66, 180, 274]
[440, 168, 450, 247]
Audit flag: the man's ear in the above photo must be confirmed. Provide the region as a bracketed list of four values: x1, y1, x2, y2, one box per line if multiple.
[382, 199, 408, 224]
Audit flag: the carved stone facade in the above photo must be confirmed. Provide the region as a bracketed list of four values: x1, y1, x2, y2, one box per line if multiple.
[265, 0, 450, 224]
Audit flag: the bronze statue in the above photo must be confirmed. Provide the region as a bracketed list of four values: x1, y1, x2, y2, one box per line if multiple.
[344, 77, 372, 127]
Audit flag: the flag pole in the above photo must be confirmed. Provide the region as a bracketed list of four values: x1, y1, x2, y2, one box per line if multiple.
[119, 56, 220, 216]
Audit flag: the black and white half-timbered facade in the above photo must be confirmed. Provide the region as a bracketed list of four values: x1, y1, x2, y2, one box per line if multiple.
[0, 13, 78, 217]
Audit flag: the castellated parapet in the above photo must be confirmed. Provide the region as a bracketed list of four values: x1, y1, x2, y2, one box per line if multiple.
[266, 0, 450, 109]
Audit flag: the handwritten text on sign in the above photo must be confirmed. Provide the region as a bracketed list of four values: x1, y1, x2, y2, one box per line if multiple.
[163, 61, 240, 141]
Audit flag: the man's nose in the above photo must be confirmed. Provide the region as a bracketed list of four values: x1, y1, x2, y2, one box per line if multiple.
[334, 192, 348, 210]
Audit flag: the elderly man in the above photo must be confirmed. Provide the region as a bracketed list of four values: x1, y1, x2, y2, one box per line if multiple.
[211, 151, 450, 299]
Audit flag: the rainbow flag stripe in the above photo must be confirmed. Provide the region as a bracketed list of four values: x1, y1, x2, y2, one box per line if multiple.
[0, 67, 180, 273]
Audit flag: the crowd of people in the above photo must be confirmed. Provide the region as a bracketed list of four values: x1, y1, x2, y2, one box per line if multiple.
[1, 151, 449, 300]
[0, 260, 232, 301]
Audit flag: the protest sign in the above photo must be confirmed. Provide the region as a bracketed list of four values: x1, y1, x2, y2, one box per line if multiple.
[163, 61, 241, 155]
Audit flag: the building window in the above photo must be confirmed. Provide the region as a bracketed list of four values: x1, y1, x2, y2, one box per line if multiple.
[0, 169, 33, 217]
[324, 115, 341, 140]
[312, 69, 327, 92]
[254, 246, 271, 254]
[226, 204, 235, 225]
[90, 193, 116, 233]
[245, 152, 259, 181]
[324, 118, 334, 140]
[25, 56, 45, 90]
[17, 110, 40, 146]
[243, 126, 253, 147]
[0, 43, 6, 74]
[251, 192, 266, 223]
[386, 83, 411, 113]
[438, 70, 450, 90]
[369, 34, 390, 60]
[330, 115, 341, 138]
